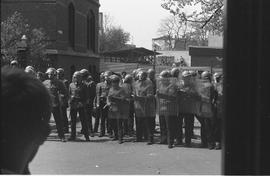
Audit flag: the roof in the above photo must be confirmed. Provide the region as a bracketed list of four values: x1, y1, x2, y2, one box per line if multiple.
[101, 47, 161, 58]
[189, 46, 223, 57]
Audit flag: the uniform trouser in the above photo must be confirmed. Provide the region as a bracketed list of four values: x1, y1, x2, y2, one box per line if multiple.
[117, 119, 127, 140]
[213, 118, 222, 143]
[110, 119, 118, 139]
[93, 106, 100, 132]
[135, 117, 155, 141]
[99, 100, 111, 135]
[52, 106, 65, 139]
[86, 104, 93, 132]
[179, 113, 194, 145]
[61, 105, 69, 131]
[128, 104, 135, 135]
[159, 115, 167, 143]
[175, 114, 183, 143]
[204, 117, 215, 145]
[164, 115, 178, 145]
[196, 116, 207, 145]
[70, 107, 89, 138]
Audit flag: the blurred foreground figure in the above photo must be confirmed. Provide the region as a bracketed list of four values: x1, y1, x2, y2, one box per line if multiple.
[1, 66, 52, 174]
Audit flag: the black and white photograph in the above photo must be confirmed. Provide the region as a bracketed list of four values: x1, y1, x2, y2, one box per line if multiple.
[1, 0, 270, 175]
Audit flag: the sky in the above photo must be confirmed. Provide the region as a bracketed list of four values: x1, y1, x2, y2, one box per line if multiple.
[99, 0, 171, 50]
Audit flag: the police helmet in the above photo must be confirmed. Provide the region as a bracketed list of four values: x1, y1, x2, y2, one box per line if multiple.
[110, 74, 120, 83]
[147, 68, 155, 74]
[182, 70, 191, 77]
[80, 69, 89, 77]
[171, 68, 180, 77]
[124, 74, 133, 83]
[189, 70, 197, 77]
[10, 60, 18, 66]
[73, 71, 82, 78]
[159, 70, 171, 78]
[138, 70, 147, 79]
[56, 68, 64, 74]
[46, 67, 57, 75]
[25, 65, 34, 71]
[213, 72, 222, 79]
[104, 70, 112, 77]
[201, 71, 211, 80]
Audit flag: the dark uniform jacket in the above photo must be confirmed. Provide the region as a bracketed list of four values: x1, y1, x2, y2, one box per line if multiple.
[43, 79, 67, 107]
[96, 81, 111, 106]
[84, 80, 96, 106]
[69, 82, 88, 109]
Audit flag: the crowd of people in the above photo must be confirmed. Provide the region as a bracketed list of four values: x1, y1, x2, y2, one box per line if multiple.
[6, 60, 224, 150]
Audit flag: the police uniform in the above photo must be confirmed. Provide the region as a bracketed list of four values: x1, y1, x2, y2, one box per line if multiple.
[69, 78, 90, 141]
[157, 73, 179, 148]
[96, 78, 111, 137]
[107, 81, 129, 143]
[43, 77, 66, 141]
[133, 75, 155, 144]
[121, 80, 134, 136]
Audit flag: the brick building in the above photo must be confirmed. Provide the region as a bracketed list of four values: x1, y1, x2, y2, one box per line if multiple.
[189, 46, 223, 68]
[1, 0, 100, 81]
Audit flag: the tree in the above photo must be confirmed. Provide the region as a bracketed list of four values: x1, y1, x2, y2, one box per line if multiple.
[99, 14, 131, 52]
[157, 14, 208, 50]
[1, 11, 49, 68]
[161, 0, 224, 34]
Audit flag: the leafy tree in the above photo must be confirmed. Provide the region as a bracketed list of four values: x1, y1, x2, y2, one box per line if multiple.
[1, 11, 49, 69]
[161, 0, 224, 34]
[157, 14, 208, 50]
[99, 14, 130, 52]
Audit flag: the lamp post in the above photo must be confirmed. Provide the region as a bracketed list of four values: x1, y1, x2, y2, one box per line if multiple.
[153, 48, 156, 71]
[17, 35, 28, 68]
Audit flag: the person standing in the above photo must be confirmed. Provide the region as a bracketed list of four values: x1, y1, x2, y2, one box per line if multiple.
[133, 70, 155, 145]
[157, 70, 179, 148]
[80, 69, 96, 137]
[178, 71, 196, 147]
[107, 75, 129, 143]
[96, 71, 112, 137]
[43, 67, 67, 142]
[121, 74, 134, 136]
[56, 68, 70, 133]
[68, 71, 90, 141]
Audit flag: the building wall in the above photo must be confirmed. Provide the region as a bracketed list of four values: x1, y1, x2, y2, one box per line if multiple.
[1, 0, 100, 81]
[191, 56, 223, 68]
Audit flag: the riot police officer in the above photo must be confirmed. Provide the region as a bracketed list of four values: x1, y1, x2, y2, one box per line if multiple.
[178, 70, 196, 147]
[212, 72, 223, 149]
[80, 69, 96, 136]
[199, 71, 216, 149]
[56, 68, 69, 133]
[43, 67, 67, 142]
[121, 74, 134, 136]
[68, 71, 90, 141]
[107, 75, 129, 143]
[157, 70, 179, 148]
[96, 71, 112, 137]
[133, 70, 155, 144]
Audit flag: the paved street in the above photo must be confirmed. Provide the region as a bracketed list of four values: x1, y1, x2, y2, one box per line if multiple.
[29, 120, 221, 175]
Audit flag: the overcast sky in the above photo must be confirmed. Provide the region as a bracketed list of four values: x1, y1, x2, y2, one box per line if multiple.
[99, 0, 171, 50]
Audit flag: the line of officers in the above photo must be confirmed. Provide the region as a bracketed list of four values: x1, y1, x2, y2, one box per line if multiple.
[12, 60, 223, 149]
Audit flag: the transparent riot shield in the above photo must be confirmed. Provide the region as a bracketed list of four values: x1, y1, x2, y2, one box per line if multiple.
[177, 77, 201, 115]
[156, 77, 179, 117]
[195, 79, 214, 118]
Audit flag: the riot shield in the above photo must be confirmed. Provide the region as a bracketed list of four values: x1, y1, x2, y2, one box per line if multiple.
[195, 79, 214, 118]
[156, 77, 179, 116]
[215, 82, 223, 118]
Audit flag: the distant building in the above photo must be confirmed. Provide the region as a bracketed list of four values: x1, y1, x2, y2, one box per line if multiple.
[1, 0, 100, 81]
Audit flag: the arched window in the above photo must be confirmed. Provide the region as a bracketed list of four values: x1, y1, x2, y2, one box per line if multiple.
[86, 10, 96, 52]
[68, 3, 75, 49]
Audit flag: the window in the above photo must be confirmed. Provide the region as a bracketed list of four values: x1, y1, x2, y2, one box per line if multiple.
[86, 10, 96, 52]
[68, 3, 75, 49]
